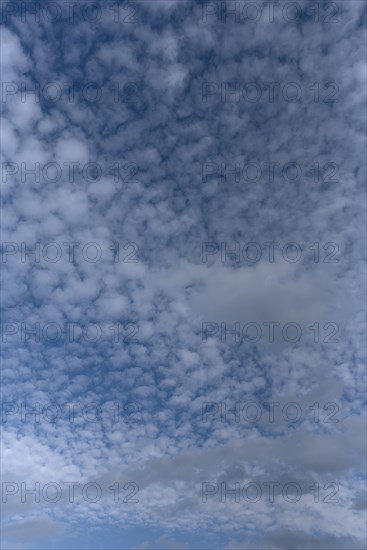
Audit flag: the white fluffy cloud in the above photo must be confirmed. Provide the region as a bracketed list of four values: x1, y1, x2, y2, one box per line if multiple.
[1, 2, 366, 549]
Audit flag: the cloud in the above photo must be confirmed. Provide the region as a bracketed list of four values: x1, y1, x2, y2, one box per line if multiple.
[2, 516, 63, 542]
[1, 1, 366, 548]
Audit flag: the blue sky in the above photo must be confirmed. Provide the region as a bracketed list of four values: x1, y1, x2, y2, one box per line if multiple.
[0, 1, 366, 548]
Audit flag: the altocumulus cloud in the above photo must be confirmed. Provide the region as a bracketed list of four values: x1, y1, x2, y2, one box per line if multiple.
[0, 1, 366, 549]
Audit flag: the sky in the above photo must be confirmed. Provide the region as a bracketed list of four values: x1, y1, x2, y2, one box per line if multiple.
[0, 0, 366, 549]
